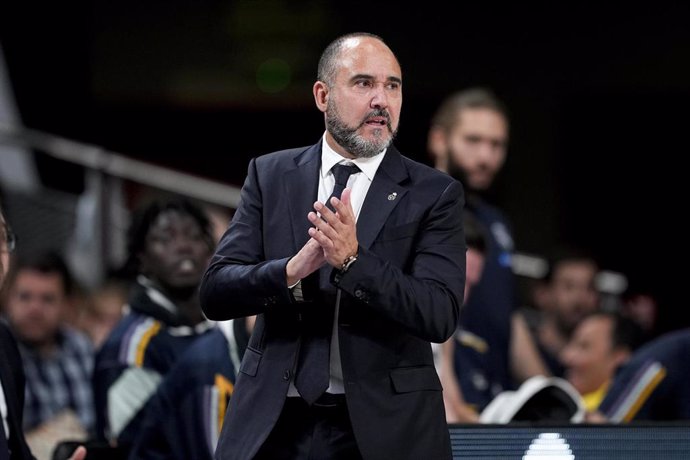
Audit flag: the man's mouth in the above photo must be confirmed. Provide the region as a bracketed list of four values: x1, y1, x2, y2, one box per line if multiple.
[365, 117, 387, 126]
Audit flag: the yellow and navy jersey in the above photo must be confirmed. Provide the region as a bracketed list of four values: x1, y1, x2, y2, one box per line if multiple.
[93, 280, 215, 449]
[599, 329, 690, 422]
[129, 322, 246, 460]
[457, 197, 516, 409]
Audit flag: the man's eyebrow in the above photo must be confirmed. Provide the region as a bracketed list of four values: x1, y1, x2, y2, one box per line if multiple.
[349, 73, 373, 82]
[349, 74, 402, 85]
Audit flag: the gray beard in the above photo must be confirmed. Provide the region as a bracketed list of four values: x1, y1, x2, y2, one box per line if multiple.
[326, 106, 397, 158]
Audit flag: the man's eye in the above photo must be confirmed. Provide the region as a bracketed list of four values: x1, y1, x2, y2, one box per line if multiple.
[355, 80, 372, 88]
[386, 82, 400, 90]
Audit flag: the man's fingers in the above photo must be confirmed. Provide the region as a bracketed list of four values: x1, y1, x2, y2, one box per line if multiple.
[331, 188, 355, 224]
[310, 201, 345, 237]
[308, 193, 358, 268]
[308, 211, 338, 240]
[313, 200, 338, 223]
[305, 237, 323, 251]
[340, 188, 353, 207]
[308, 226, 334, 249]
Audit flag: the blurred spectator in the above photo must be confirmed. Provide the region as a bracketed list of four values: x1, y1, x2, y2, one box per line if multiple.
[75, 275, 128, 349]
[560, 312, 643, 412]
[530, 249, 600, 376]
[2, 252, 95, 437]
[1, 203, 87, 460]
[597, 328, 690, 422]
[203, 204, 233, 245]
[621, 290, 659, 341]
[129, 317, 252, 460]
[428, 88, 547, 411]
[93, 197, 215, 453]
[58, 282, 88, 334]
[438, 212, 487, 422]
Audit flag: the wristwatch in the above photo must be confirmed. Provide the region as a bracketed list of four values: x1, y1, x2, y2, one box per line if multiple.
[340, 253, 358, 273]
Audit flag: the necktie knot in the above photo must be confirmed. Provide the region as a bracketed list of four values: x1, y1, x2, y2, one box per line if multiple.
[331, 163, 360, 189]
[327, 163, 360, 212]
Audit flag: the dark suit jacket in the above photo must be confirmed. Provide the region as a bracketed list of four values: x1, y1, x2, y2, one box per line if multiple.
[201, 142, 466, 460]
[0, 322, 34, 460]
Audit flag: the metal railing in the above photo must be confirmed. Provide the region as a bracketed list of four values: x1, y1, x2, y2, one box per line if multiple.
[0, 121, 242, 208]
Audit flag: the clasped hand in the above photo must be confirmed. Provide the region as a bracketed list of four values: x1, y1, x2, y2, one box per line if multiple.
[286, 189, 358, 285]
[308, 188, 358, 268]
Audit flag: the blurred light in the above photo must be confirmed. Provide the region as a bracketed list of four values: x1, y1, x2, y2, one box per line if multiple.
[256, 58, 291, 93]
[596, 270, 628, 295]
[512, 252, 549, 279]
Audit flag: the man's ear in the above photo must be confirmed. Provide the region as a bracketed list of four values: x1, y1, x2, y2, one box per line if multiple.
[313, 81, 329, 113]
[428, 126, 448, 170]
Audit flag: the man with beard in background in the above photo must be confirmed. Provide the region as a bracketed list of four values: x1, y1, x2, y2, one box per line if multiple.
[428, 88, 548, 419]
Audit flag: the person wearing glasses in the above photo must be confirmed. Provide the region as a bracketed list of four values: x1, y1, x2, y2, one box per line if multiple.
[0, 205, 86, 460]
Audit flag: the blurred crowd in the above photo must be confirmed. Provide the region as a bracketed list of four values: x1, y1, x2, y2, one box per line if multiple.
[1, 87, 687, 460]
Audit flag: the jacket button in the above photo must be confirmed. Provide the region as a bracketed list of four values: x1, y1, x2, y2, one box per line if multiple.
[283, 370, 291, 381]
[354, 289, 363, 298]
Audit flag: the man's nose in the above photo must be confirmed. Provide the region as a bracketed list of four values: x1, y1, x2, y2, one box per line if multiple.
[24, 297, 45, 313]
[172, 236, 196, 254]
[476, 141, 495, 160]
[370, 83, 389, 109]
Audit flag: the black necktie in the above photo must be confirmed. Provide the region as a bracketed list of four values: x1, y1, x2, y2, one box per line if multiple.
[325, 163, 360, 212]
[293, 163, 360, 405]
[0, 419, 9, 460]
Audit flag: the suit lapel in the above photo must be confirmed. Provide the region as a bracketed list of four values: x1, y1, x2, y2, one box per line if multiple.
[0, 334, 19, 412]
[285, 142, 321, 252]
[358, 146, 409, 249]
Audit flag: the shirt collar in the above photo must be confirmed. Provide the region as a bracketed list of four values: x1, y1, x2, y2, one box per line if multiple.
[320, 132, 386, 182]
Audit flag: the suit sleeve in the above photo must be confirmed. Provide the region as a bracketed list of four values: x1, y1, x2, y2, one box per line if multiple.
[333, 179, 465, 343]
[200, 158, 293, 320]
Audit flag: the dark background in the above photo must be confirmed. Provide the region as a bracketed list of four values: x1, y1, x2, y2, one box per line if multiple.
[1, 2, 688, 330]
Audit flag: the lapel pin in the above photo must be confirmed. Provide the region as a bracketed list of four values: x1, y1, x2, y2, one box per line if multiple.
[388, 192, 397, 201]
